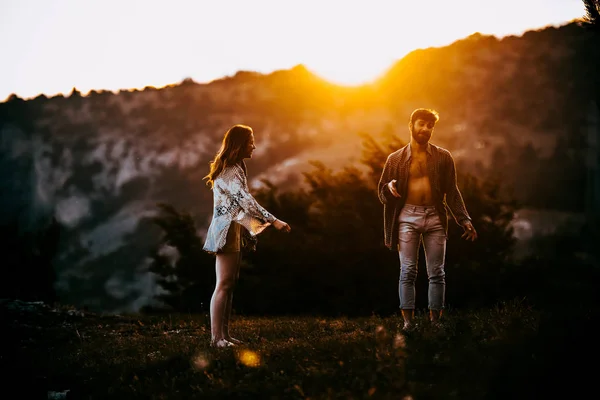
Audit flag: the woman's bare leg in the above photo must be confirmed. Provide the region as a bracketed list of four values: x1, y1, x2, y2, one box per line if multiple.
[210, 252, 240, 347]
[223, 252, 242, 343]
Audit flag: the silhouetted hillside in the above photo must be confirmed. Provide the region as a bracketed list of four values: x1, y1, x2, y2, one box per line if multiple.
[1, 21, 597, 312]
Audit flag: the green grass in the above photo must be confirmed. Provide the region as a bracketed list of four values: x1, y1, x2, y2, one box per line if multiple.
[2, 299, 594, 399]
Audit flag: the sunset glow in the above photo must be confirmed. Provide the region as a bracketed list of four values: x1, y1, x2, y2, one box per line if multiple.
[0, 0, 585, 99]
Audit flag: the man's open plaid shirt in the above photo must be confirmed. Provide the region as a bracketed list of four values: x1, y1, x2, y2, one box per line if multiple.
[377, 143, 472, 250]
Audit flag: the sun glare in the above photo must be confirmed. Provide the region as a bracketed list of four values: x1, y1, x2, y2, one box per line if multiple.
[261, 0, 488, 87]
[308, 60, 393, 86]
[0, 0, 585, 99]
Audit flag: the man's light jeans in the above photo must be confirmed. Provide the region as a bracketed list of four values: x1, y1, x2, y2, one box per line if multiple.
[398, 204, 447, 310]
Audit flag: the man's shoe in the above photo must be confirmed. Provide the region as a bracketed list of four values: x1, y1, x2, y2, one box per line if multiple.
[402, 321, 417, 332]
[431, 320, 446, 332]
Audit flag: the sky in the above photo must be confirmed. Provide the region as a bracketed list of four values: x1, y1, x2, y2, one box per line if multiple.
[0, 0, 587, 100]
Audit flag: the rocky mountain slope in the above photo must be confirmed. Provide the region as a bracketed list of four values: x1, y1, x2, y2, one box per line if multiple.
[1, 21, 597, 312]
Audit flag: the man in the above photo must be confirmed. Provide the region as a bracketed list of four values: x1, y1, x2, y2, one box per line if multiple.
[378, 108, 477, 330]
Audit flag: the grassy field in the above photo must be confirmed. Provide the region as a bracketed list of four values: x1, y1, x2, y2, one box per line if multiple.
[2, 299, 594, 399]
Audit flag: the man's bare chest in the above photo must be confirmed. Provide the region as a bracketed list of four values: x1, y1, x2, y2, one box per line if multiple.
[409, 156, 429, 179]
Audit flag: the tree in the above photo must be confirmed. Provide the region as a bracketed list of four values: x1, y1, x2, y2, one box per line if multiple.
[442, 173, 518, 308]
[148, 132, 519, 315]
[146, 203, 215, 313]
[245, 132, 519, 314]
[244, 159, 400, 316]
[0, 217, 60, 303]
[581, 0, 600, 264]
[582, 0, 600, 29]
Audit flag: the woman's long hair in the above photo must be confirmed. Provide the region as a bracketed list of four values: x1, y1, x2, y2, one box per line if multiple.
[203, 124, 252, 188]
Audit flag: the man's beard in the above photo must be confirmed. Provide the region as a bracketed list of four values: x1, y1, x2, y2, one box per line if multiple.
[411, 130, 430, 145]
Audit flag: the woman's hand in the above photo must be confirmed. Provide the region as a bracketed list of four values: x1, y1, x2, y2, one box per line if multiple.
[273, 219, 291, 233]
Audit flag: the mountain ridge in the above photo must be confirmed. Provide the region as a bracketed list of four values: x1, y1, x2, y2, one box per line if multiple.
[1, 21, 597, 312]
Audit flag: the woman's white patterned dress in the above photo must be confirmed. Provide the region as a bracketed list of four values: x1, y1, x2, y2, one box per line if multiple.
[203, 163, 276, 254]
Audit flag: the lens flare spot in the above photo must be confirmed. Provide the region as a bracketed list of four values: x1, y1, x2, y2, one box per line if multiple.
[191, 352, 210, 370]
[237, 349, 261, 367]
[394, 333, 406, 349]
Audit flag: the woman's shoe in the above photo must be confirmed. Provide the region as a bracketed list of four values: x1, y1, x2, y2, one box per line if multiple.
[211, 339, 235, 348]
[226, 337, 244, 345]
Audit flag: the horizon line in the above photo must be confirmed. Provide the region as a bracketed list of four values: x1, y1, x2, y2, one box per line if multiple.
[1, 19, 582, 103]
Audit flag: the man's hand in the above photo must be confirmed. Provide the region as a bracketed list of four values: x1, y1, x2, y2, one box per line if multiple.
[461, 221, 477, 241]
[273, 219, 291, 233]
[387, 180, 401, 198]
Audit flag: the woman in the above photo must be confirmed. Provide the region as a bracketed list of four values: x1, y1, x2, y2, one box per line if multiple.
[203, 124, 291, 347]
